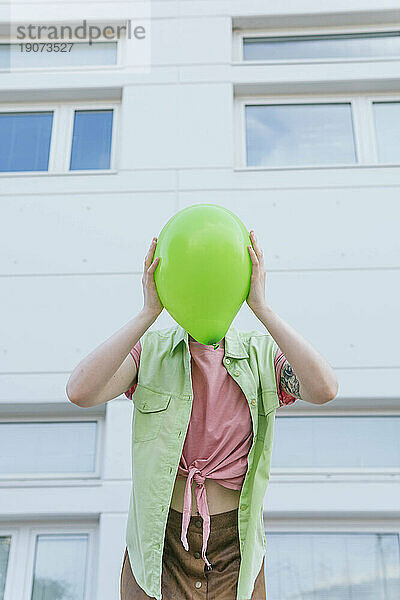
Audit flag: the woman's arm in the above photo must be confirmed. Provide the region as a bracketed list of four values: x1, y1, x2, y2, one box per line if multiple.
[66, 308, 157, 407]
[255, 305, 338, 404]
[66, 237, 163, 407]
[246, 230, 338, 405]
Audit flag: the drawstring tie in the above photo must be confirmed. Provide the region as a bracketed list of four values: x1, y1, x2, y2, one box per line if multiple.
[181, 466, 213, 569]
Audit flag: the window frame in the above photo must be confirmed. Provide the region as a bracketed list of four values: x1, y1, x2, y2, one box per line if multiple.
[0, 100, 119, 175]
[0, 415, 103, 481]
[233, 24, 400, 65]
[272, 404, 400, 479]
[0, 520, 98, 600]
[233, 92, 400, 170]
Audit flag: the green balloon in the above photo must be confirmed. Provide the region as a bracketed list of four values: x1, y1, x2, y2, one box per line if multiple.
[153, 204, 252, 345]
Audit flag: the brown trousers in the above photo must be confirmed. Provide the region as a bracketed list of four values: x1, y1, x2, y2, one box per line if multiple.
[120, 506, 266, 600]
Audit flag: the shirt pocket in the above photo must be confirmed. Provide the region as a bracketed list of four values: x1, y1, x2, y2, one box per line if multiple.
[133, 385, 172, 442]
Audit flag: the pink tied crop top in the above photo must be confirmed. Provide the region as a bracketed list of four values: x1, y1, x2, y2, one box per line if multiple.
[125, 334, 297, 569]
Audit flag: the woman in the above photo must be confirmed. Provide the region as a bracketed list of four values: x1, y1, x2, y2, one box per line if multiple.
[66, 230, 338, 599]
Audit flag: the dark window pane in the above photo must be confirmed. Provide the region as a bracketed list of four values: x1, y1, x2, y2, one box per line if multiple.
[70, 109, 113, 170]
[0, 112, 53, 172]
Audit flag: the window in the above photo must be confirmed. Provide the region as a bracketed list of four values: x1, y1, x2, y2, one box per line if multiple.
[0, 102, 118, 173]
[236, 95, 400, 169]
[0, 111, 53, 171]
[242, 30, 400, 61]
[245, 102, 356, 167]
[271, 415, 400, 472]
[0, 522, 97, 599]
[0, 41, 118, 69]
[0, 537, 10, 598]
[0, 419, 100, 477]
[0, 22, 126, 71]
[70, 109, 114, 170]
[264, 530, 400, 598]
[373, 101, 400, 163]
[31, 534, 89, 599]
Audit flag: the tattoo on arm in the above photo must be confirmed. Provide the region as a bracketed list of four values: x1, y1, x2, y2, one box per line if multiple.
[280, 360, 302, 399]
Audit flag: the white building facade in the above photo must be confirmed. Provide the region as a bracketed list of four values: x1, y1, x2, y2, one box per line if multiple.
[1, 1, 400, 598]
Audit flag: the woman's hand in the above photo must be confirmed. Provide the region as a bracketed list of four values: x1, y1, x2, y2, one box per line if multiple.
[142, 237, 164, 318]
[246, 230, 267, 317]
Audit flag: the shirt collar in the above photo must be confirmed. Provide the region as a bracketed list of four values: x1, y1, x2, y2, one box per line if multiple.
[170, 322, 249, 359]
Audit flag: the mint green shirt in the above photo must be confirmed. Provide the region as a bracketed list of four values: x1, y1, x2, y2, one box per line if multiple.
[125, 322, 279, 600]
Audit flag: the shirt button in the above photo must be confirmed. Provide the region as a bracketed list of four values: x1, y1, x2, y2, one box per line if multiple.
[155, 543, 160, 549]
[195, 519, 202, 528]
[194, 551, 201, 559]
[240, 504, 247, 511]
[251, 399, 256, 406]
[225, 358, 231, 364]
[234, 371, 240, 376]
[195, 581, 202, 588]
